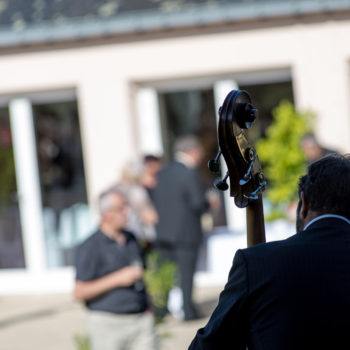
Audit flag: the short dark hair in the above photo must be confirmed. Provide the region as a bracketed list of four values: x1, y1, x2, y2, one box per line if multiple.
[143, 154, 161, 163]
[298, 154, 350, 217]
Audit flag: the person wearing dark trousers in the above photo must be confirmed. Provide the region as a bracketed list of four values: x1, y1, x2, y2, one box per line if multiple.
[153, 135, 208, 321]
[74, 188, 156, 350]
[189, 154, 350, 350]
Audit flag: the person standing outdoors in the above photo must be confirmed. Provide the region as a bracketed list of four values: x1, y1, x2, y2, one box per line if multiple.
[301, 133, 337, 164]
[189, 154, 350, 349]
[117, 160, 158, 244]
[74, 188, 156, 350]
[141, 154, 162, 203]
[153, 135, 208, 321]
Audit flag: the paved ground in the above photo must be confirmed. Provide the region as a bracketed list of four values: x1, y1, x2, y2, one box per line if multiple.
[0, 287, 222, 350]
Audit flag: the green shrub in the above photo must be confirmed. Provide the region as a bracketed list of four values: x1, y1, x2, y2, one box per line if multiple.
[144, 252, 176, 323]
[256, 101, 311, 220]
[74, 334, 91, 350]
[0, 145, 16, 208]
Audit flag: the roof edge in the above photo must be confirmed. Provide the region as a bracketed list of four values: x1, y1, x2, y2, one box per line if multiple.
[0, 0, 350, 48]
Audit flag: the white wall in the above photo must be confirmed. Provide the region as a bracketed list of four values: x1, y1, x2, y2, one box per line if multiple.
[0, 19, 350, 292]
[0, 19, 349, 204]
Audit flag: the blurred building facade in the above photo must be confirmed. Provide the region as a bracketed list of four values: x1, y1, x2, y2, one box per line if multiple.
[0, 0, 350, 293]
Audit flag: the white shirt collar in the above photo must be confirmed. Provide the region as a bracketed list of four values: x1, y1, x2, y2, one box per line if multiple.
[303, 214, 350, 231]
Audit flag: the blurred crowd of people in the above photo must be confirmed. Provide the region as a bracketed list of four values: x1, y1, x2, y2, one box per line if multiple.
[74, 135, 219, 350]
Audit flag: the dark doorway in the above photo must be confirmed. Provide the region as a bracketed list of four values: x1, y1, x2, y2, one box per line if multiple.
[159, 88, 227, 228]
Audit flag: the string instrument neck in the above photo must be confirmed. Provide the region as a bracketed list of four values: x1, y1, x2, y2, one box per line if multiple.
[246, 195, 265, 247]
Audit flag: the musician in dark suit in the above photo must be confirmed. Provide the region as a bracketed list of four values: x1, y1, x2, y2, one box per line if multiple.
[189, 153, 350, 349]
[153, 135, 208, 321]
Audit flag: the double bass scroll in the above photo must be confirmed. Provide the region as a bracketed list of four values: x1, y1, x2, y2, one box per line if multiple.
[208, 90, 267, 247]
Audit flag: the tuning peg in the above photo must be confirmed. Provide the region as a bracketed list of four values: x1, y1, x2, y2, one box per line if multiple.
[237, 103, 258, 129]
[214, 172, 229, 191]
[239, 148, 256, 185]
[245, 103, 258, 125]
[244, 173, 267, 200]
[208, 151, 222, 173]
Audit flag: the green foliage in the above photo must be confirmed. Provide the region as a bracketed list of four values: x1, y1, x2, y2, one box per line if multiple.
[256, 101, 311, 220]
[0, 146, 16, 207]
[144, 252, 176, 323]
[74, 334, 91, 350]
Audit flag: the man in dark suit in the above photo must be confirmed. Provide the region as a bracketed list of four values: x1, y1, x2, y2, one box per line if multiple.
[153, 135, 208, 321]
[189, 154, 350, 349]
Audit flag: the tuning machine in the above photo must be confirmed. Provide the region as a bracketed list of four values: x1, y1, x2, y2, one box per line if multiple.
[239, 148, 256, 186]
[208, 150, 222, 174]
[244, 173, 267, 200]
[237, 103, 258, 129]
[214, 171, 229, 191]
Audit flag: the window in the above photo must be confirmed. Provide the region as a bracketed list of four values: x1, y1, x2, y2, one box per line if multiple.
[0, 108, 25, 268]
[32, 101, 92, 267]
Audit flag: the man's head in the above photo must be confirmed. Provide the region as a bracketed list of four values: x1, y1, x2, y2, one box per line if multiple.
[296, 154, 350, 231]
[143, 154, 162, 177]
[300, 133, 323, 162]
[98, 187, 129, 233]
[174, 135, 203, 167]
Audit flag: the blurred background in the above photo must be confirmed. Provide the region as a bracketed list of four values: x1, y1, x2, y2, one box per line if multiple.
[0, 0, 350, 349]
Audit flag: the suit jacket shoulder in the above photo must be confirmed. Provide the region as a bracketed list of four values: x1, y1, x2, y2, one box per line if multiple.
[189, 218, 350, 350]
